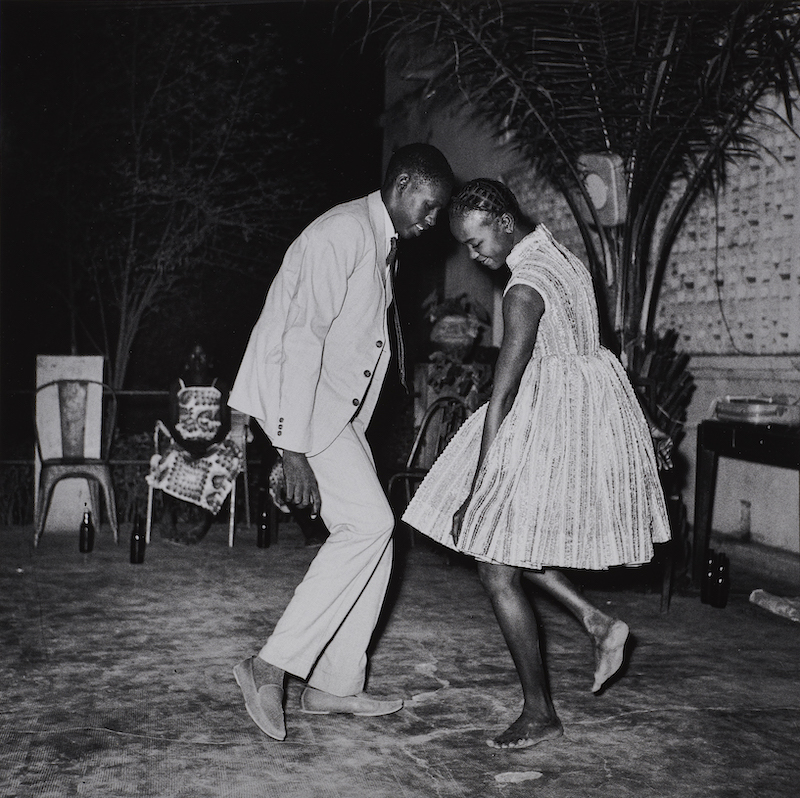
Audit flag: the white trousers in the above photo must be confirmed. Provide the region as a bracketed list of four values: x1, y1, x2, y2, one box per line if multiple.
[259, 419, 395, 696]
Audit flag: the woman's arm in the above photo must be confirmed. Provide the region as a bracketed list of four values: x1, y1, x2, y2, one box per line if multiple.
[452, 283, 544, 543]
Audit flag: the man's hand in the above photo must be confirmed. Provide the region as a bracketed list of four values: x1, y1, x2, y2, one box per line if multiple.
[282, 450, 321, 516]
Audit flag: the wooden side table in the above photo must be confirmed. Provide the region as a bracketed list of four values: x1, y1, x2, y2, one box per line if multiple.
[692, 419, 800, 584]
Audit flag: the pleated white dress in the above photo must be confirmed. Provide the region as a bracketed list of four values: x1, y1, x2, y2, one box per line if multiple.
[402, 226, 671, 570]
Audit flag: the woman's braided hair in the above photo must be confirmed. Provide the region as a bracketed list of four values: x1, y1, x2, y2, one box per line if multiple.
[449, 178, 522, 224]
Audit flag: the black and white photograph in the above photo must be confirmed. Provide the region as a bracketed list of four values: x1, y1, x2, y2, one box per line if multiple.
[1, 2, 799, 796]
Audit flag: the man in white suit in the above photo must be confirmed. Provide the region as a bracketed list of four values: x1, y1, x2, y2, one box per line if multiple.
[230, 144, 454, 740]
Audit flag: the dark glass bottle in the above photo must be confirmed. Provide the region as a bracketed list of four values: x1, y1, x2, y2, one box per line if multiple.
[700, 550, 716, 604]
[709, 552, 730, 608]
[79, 504, 95, 553]
[257, 487, 271, 548]
[130, 514, 146, 564]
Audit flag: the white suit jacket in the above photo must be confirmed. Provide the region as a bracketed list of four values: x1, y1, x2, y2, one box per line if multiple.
[229, 191, 396, 456]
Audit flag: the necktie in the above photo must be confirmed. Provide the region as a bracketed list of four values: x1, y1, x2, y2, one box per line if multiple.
[386, 238, 407, 391]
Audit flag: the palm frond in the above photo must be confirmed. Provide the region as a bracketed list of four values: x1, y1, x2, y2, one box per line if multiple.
[373, 0, 800, 348]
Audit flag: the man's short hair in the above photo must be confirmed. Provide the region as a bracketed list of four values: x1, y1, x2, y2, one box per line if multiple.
[383, 143, 454, 191]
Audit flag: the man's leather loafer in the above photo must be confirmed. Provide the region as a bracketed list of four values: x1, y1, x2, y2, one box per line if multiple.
[299, 687, 403, 717]
[233, 656, 286, 740]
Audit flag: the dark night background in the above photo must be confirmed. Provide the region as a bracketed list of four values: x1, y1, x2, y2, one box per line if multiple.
[0, 0, 401, 457]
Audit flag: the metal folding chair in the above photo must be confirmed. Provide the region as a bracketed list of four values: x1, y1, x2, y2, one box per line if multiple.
[387, 396, 469, 545]
[34, 379, 119, 546]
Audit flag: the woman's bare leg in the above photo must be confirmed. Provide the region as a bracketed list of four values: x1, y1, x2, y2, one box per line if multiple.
[477, 562, 563, 748]
[523, 569, 629, 692]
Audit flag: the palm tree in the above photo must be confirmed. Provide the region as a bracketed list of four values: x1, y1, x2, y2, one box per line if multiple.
[372, 1, 800, 363]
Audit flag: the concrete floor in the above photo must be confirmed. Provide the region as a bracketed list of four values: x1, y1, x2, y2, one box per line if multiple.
[2, 521, 798, 798]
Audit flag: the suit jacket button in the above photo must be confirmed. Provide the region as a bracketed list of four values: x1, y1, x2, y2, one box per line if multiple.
[364, 370, 371, 378]
[279, 417, 284, 422]
[376, 340, 383, 347]
[277, 431, 282, 436]
[352, 398, 360, 406]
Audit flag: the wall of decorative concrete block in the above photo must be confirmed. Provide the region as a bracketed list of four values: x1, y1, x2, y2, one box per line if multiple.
[657, 105, 799, 355]
[506, 172, 588, 261]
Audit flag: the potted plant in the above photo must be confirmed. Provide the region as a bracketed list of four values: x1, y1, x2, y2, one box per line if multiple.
[426, 350, 495, 412]
[418, 291, 495, 412]
[422, 291, 492, 362]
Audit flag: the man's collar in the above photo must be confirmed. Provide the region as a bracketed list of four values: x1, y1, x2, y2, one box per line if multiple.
[367, 190, 397, 258]
[375, 191, 397, 241]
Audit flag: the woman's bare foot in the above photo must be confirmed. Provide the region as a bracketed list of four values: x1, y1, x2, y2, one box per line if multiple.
[486, 711, 563, 749]
[587, 613, 629, 693]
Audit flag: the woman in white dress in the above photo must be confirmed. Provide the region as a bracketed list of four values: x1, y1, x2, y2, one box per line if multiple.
[403, 179, 672, 749]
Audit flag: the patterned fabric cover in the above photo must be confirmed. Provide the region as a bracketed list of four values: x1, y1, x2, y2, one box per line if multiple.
[147, 381, 243, 515]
